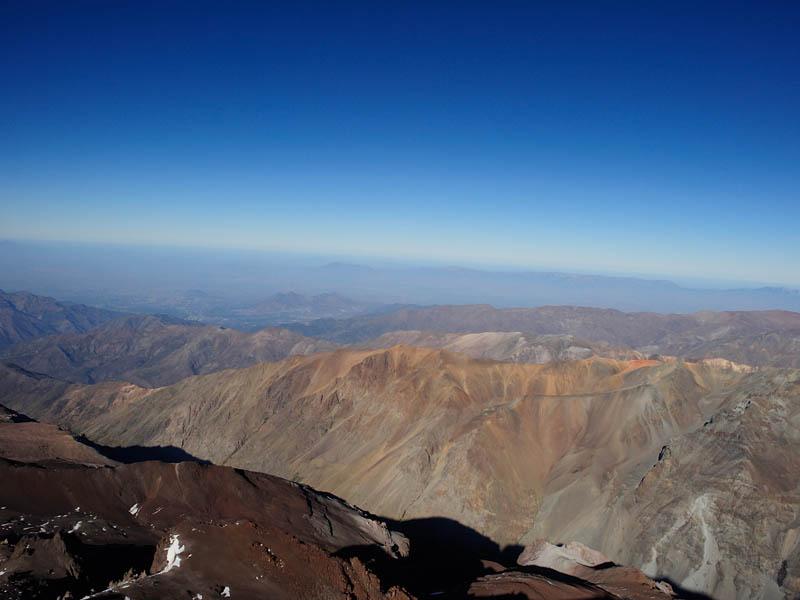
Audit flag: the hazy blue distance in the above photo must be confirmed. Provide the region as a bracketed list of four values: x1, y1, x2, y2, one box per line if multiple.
[1, 241, 798, 315]
[1, 2, 798, 285]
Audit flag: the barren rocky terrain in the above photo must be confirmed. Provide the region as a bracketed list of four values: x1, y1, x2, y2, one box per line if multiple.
[3, 346, 797, 598]
[0, 405, 412, 599]
[0, 407, 676, 599]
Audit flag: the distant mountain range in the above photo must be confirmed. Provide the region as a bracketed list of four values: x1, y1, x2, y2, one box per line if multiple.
[4, 292, 800, 392]
[361, 330, 642, 363]
[0, 289, 122, 351]
[289, 304, 800, 368]
[309, 262, 800, 312]
[2, 313, 335, 387]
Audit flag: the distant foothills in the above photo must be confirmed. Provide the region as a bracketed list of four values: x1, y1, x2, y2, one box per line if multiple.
[3, 289, 800, 380]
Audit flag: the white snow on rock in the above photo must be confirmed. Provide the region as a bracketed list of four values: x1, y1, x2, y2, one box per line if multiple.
[69, 521, 82, 533]
[221, 586, 231, 597]
[128, 503, 141, 516]
[161, 534, 186, 573]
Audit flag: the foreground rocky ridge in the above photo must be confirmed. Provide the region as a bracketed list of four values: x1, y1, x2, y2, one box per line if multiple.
[0, 407, 412, 599]
[0, 404, 116, 466]
[0, 409, 676, 599]
[2, 347, 797, 598]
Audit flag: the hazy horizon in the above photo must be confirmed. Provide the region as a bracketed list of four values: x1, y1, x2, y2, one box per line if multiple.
[2, 2, 798, 287]
[1, 237, 797, 291]
[2, 239, 799, 318]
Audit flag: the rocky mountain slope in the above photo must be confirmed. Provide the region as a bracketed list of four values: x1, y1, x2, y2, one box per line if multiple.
[290, 304, 800, 367]
[0, 290, 122, 351]
[0, 407, 676, 600]
[2, 347, 797, 598]
[581, 372, 800, 599]
[1, 313, 336, 387]
[0, 406, 412, 599]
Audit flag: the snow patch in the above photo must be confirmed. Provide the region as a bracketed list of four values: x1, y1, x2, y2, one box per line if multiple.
[128, 503, 141, 516]
[69, 521, 82, 533]
[161, 534, 185, 573]
[221, 586, 231, 597]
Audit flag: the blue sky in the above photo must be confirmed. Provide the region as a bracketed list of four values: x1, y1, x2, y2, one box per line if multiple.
[1, 2, 798, 285]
